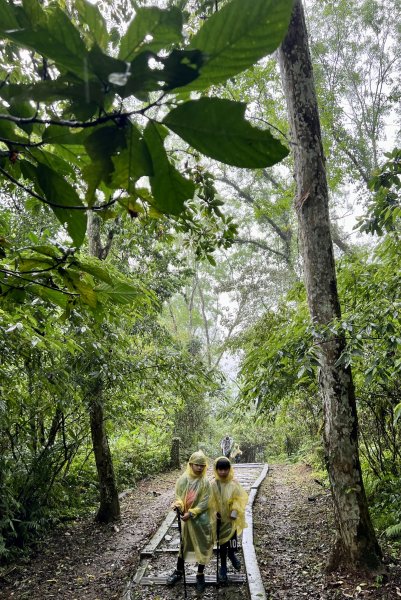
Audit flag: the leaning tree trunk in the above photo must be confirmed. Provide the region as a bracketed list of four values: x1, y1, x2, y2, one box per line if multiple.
[278, 0, 381, 570]
[87, 213, 120, 522]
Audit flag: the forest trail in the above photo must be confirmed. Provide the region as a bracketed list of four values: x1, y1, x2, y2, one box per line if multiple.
[253, 464, 401, 600]
[1, 463, 401, 600]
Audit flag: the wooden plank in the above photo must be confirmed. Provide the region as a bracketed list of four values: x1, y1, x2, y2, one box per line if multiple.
[141, 573, 246, 585]
[233, 463, 264, 467]
[132, 559, 150, 584]
[251, 463, 269, 490]
[140, 510, 177, 558]
[242, 464, 269, 600]
[155, 544, 242, 553]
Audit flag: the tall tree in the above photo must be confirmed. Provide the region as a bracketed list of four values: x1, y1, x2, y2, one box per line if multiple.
[278, 0, 382, 569]
[86, 213, 120, 522]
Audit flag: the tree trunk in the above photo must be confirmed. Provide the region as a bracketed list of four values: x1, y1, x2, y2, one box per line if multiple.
[278, 0, 381, 570]
[89, 379, 120, 522]
[87, 212, 120, 522]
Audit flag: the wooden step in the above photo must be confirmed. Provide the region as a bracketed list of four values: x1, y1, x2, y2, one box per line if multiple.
[141, 573, 246, 585]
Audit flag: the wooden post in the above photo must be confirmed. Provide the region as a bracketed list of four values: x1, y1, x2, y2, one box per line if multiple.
[170, 437, 180, 469]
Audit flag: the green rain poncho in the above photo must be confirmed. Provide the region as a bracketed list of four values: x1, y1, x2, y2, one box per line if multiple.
[173, 451, 214, 564]
[211, 457, 248, 545]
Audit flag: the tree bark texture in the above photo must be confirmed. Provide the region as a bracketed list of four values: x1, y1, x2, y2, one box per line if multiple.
[170, 437, 181, 469]
[89, 380, 120, 522]
[87, 212, 120, 522]
[278, 0, 381, 569]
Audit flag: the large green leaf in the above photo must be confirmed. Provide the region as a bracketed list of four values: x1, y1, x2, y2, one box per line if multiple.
[0, 119, 30, 145]
[84, 125, 126, 162]
[83, 124, 128, 203]
[119, 51, 162, 98]
[163, 98, 289, 167]
[26, 244, 62, 258]
[0, 80, 105, 106]
[21, 161, 87, 247]
[120, 49, 204, 97]
[0, 0, 19, 29]
[75, 0, 108, 49]
[42, 125, 90, 146]
[22, 0, 47, 28]
[109, 123, 153, 189]
[119, 6, 183, 62]
[1, 6, 90, 79]
[158, 49, 204, 91]
[94, 281, 148, 305]
[72, 256, 113, 285]
[31, 284, 68, 309]
[87, 45, 129, 84]
[29, 147, 76, 178]
[187, 0, 294, 90]
[143, 122, 195, 215]
[8, 100, 36, 134]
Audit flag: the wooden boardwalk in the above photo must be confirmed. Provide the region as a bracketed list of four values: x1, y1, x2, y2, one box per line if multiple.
[123, 462, 269, 599]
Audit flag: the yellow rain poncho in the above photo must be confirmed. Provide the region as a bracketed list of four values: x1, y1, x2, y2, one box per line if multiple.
[211, 457, 248, 545]
[173, 451, 214, 564]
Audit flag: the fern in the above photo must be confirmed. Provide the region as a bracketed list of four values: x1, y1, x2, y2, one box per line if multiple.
[385, 522, 401, 539]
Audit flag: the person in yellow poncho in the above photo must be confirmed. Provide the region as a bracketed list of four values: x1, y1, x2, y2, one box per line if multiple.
[167, 450, 213, 594]
[211, 456, 248, 583]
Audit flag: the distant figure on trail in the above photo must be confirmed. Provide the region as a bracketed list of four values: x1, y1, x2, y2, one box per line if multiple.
[231, 443, 243, 463]
[211, 456, 248, 583]
[167, 450, 214, 594]
[220, 434, 233, 458]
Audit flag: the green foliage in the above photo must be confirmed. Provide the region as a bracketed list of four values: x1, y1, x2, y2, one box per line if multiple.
[364, 471, 401, 543]
[238, 287, 317, 412]
[237, 228, 401, 536]
[111, 430, 170, 486]
[357, 148, 401, 236]
[163, 98, 289, 168]
[0, 0, 292, 309]
[186, 0, 294, 90]
[0, 205, 222, 555]
[385, 522, 401, 539]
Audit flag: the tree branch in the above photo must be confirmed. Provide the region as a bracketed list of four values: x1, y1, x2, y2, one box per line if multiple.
[217, 175, 291, 243]
[232, 236, 288, 260]
[0, 166, 117, 212]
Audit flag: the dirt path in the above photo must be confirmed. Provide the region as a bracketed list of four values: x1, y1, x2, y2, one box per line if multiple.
[253, 463, 401, 600]
[1, 463, 401, 599]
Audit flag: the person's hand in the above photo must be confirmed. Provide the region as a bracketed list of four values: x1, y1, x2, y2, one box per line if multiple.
[181, 512, 191, 521]
[172, 500, 183, 511]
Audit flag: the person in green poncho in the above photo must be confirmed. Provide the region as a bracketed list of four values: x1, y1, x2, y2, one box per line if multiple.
[167, 450, 214, 594]
[211, 456, 248, 583]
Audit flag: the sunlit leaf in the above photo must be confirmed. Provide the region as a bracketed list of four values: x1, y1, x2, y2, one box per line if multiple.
[119, 6, 183, 62]
[95, 281, 147, 305]
[72, 256, 113, 285]
[76, 0, 108, 49]
[187, 0, 293, 90]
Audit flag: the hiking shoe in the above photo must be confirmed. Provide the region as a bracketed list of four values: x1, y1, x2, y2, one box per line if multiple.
[166, 569, 183, 586]
[218, 565, 228, 584]
[195, 573, 206, 593]
[228, 552, 241, 571]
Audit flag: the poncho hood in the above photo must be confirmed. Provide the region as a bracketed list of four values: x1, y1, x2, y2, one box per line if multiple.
[214, 456, 235, 482]
[188, 450, 208, 465]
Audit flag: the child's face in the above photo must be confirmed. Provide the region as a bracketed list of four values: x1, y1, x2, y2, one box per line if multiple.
[217, 467, 230, 479]
[191, 463, 205, 475]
